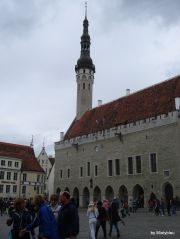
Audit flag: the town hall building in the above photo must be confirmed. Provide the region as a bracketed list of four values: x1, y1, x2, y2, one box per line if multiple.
[54, 11, 180, 208]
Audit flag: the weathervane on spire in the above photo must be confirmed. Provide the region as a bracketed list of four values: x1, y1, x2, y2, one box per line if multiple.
[43, 137, 45, 149]
[85, 1, 87, 19]
[30, 135, 34, 148]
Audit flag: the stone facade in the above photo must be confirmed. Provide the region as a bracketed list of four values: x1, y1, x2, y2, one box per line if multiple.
[55, 111, 180, 207]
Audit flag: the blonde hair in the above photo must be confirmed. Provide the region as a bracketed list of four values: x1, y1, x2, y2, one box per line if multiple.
[33, 195, 44, 208]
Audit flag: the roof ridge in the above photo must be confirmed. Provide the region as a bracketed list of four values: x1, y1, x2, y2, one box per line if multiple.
[91, 75, 180, 111]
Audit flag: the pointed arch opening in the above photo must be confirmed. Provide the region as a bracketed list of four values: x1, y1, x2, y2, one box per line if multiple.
[105, 186, 114, 201]
[133, 184, 144, 208]
[119, 185, 128, 202]
[82, 187, 90, 208]
[73, 187, 79, 208]
[93, 186, 101, 202]
[163, 182, 173, 201]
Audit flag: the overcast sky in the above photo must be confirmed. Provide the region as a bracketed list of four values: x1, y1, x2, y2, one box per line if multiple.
[0, 0, 180, 156]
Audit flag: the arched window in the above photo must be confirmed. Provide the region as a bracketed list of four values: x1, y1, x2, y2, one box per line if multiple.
[83, 83, 85, 89]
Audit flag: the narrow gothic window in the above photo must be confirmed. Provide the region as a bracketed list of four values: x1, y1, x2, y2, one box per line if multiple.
[108, 160, 113, 176]
[95, 165, 98, 176]
[87, 162, 90, 176]
[115, 159, 120, 175]
[150, 153, 157, 172]
[78, 84, 80, 90]
[128, 157, 133, 175]
[83, 69, 85, 73]
[80, 167, 83, 177]
[67, 169, 70, 178]
[83, 82, 85, 89]
[136, 156, 142, 174]
[88, 84, 90, 90]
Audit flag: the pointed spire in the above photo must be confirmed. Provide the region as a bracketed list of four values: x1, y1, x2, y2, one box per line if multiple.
[85, 1, 87, 19]
[30, 135, 34, 148]
[75, 3, 95, 73]
[42, 137, 45, 150]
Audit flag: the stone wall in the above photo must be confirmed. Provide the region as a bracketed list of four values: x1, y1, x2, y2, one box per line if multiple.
[54, 111, 180, 207]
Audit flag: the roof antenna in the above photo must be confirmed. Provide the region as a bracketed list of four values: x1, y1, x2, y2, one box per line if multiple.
[85, 1, 87, 19]
[30, 135, 34, 148]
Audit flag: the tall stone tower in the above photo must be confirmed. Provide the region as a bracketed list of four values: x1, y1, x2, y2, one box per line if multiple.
[75, 6, 95, 120]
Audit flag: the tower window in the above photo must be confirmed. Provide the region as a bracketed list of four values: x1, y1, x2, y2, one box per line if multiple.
[83, 69, 85, 73]
[83, 83, 85, 89]
[88, 84, 90, 90]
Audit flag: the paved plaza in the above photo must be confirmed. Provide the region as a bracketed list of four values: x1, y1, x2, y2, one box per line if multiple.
[0, 210, 179, 239]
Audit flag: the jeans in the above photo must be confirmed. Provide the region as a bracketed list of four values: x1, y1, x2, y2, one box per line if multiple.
[89, 218, 97, 239]
[109, 222, 120, 237]
[96, 221, 106, 238]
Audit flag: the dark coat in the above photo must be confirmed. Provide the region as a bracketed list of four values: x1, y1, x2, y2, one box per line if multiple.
[8, 208, 31, 239]
[108, 203, 120, 223]
[58, 202, 79, 238]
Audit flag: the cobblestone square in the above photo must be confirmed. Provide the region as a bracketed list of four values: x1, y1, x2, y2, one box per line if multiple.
[0, 210, 179, 239]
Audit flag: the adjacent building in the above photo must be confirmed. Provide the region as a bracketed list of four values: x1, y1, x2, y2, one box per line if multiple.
[0, 142, 45, 198]
[37, 146, 55, 196]
[54, 12, 180, 207]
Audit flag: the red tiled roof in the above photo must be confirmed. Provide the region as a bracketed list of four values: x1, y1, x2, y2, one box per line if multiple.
[64, 75, 180, 140]
[0, 142, 44, 173]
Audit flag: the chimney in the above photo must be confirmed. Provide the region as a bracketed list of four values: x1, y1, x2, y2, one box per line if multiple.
[126, 89, 130, 96]
[175, 97, 180, 111]
[98, 100, 102, 106]
[60, 132, 64, 141]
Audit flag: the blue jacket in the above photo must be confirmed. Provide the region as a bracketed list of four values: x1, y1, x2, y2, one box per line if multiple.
[26, 203, 60, 239]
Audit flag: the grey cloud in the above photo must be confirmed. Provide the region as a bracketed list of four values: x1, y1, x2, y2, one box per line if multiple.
[100, 0, 180, 27]
[0, 0, 60, 41]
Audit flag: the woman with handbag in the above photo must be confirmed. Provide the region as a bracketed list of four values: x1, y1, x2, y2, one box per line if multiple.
[87, 202, 99, 239]
[6, 198, 32, 239]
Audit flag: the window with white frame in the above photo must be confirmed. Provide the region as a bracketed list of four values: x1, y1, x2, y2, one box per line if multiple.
[13, 185, 17, 193]
[6, 185, 10, 193]
[7, 172, 11, 180]
[0, 185, 3, 193]
[13, 172, 18, 181]
[1, 160, 5, 166]
[0, 171, 4, 180]
[150, 153, 157, 173]
[23, 173, 27, 182]
[8, 161, 12, 167]
[22, 186, 26, 194]
[15, 162, 19, 168]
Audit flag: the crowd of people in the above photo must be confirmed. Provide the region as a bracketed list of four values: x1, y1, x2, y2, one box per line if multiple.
[0, 194, 179, 239]
[148, 197, 180, 216]
[2, 192, 79, 239]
